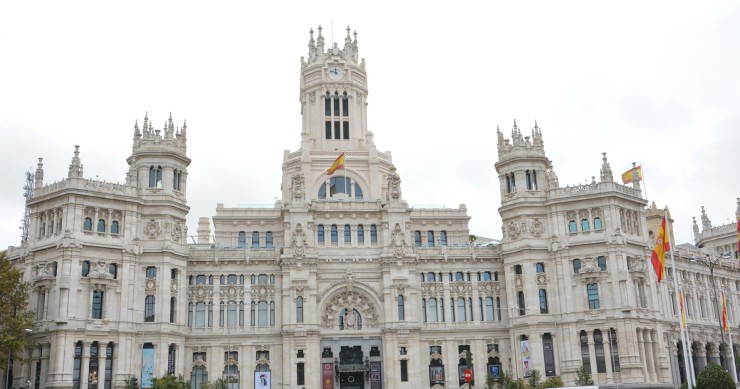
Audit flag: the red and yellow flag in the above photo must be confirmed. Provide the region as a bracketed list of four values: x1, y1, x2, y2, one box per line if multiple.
[679, 289, 687, 328]
[722, 291, 729, 332]
[621, 166, 643, 184]
[651, 216, 669, 283]
[327, 153, 345, 176]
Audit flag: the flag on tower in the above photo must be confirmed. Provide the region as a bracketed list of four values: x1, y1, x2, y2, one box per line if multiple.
[621, 165, 643, 184]
[651, 216, 669, 283]
[327, 153, 345, 176]
[722, 291, 729, 332]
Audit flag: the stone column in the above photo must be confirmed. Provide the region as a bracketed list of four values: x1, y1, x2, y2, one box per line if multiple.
[708, 343, 720, 365]
[40, 343, 50, 389]
[603, 328, 613, 383]
[588, 332, 598, 379]
[695, 342, 707, 371]
[80, 342, 90, 389]
[643, 330, 655, 382]
[637, 329, 648, 381]
[650, 331, 663, 383]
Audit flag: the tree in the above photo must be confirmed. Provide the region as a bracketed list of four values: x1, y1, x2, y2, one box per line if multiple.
[0, 251, 34, 371]
[151, 375, 190, 389]
[541, 376, 564, 388]
[201, 378, 228, 389]
[574, 366, 594, 386]
[123, 376, 139, 389]
[696, 362, 734, 389]
[465, 349, 475, 385]
[527, 369, 542, 388]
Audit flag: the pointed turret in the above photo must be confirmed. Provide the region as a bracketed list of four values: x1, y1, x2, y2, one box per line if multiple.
[316, 25, 325, 53]
[165, 112, 175, 139]
[630, 162, 641, 191]
[692, 216, 700, 243]
[547, 160, 559, 188]
[599, 152, 613, 182]
[736, 198, 740, 220]
[700, 206, 712, 231]
[67, 145, 83, 178]
[308, 28, 316, 57]
[34, 158, 44, 189]
[142, 112, 151, 137]
[532, 120, 543, 146]
[134, 119, 141, 138]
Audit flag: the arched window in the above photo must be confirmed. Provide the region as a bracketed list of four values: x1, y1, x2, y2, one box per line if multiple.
[422, 298, 427, 323]
[597, 256, 607, 271]
[81, 260, 90, 276]
[265, 231, 273, 248]
[111, 220, 119, 235]
[536, 263, 545, 273]
[97, 219, 106, 233]
[318, 177, 364, 199]
[609, 329, 621, 372]
[191, 366, 208, 389]
[483, 271, 492, 281]
[427, 273, 436, 282]
[370, 224, 377, 244]
[92, 290, 104, 319]
[397, 295, 405, 321]
[149, 166, 163, 188]
[73, 341, 82, 389]
[587, 283, 600, 309]
[173, 169, 182, 191]
[496, 297, 502, 321]
[539, 289, 548, 313]
[515, 265, 522, 275]
[594, 217, 603, 231]
[258, 301, 268, 326]
[580, 331, 591, 373]
[83, 217, 93, 231]
[251, 231, 259, 248]
[428, 298, 438, 322]
[427, 231, 435, 247]
[237, 231, 246, 248]
[455, 272, 464, 281]
[357, 224, 364, 243]
[89, 342, 99, 389]
[517, 291, 526, 316]
[581, 219, 590, 232]
[573, 259, 581, 274]
[338, 308, 362, 330]
[594, 330, 606, 373]
[195, 302, 206, 327]
[188, 303, 193, 327]
[105, 343, 114, 387]
[414, 230, 421, 247]
[108, 263, 117, 279]
[568, 220, 577, 233]
[270, 301, 275, 325]
[317, 225, 325, 244]
[440, 230, 447, 246]
[145, 295, 155, 322]
[296, 297, 304, 323]
[330, 224, 338, 244]
[344, 224, 351, 243]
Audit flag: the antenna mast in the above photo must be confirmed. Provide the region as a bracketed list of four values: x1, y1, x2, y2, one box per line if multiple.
[21, 170, 34, 242]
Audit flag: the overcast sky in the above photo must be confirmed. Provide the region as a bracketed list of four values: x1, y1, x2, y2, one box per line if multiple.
[1, 1, 739, 249]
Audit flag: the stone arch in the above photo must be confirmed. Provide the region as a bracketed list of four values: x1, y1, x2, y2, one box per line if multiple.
[319, 282, 383, 329]
[313, 167, 370, 200]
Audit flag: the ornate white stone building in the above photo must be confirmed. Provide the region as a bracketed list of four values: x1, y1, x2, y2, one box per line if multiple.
[4, 26, 740, 389]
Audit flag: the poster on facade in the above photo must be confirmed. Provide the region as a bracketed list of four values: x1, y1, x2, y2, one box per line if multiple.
[429, 366, 445, 385]
[521, 339, 531, 378]
[370, 362, 381, 389]
[254, 371, 270, 389]
[488, 364, 500, 379]
[322, 363, 334, 389]
[141, 347, 155, 388]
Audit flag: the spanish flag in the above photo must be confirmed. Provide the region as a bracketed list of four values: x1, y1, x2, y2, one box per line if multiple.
[327, 153, 345, 176]
[679, 289, 687, 328]
[651, 216, 669, 283]
[722, 291, 729, 332]
[621, 166, 643, 184]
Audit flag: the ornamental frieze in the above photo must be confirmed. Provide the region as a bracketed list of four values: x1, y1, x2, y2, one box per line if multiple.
[536, 273, 548, 285]
[477, 281, 500, 297]
[449, 281, 473, 297]
[250, 284, 275, 301]
[188, 285, 214, 302]
[220, 285, 245, 300]
[320, 291, 379, 329]
[422, 282, 444, 298]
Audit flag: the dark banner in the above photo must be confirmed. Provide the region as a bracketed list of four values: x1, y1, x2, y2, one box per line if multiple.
[370, 362, 381, 389]
[322, 363, 334, 389]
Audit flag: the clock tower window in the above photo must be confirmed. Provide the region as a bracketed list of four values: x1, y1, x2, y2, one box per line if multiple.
[324, 91, 350, 140]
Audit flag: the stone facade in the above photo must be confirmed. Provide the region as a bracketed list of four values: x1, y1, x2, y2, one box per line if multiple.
[4, 27, 740, 389]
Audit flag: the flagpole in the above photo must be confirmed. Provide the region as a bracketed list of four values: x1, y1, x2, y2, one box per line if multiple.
[666, 211, 693, 389]
[640, 162, 648, 201]
[681, 285, 697, 385]
[724, 289, 738, 382]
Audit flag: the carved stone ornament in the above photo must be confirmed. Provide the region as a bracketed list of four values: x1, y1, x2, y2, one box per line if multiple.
[450, 282, 473, 297]
[32, 262, 54, 281]
[193, 355, 207, 367]
[172, 221, 183, 241]
[291, 224, 307, 258]
[390, 223, 405, 257]
[145, 278, 157, 292]
[89, 260, 113, 279]
[291, 169, 305, 201]
[422, 282, 443, 297]
[627, 257, 646, 273]
[430, 352, 443, 361]
[386, 167, 401, 200]
[507, 220, 520, 240]
[309, 91, 316, 104]
[170, 279, 178, 295]
[294, 282, 306, 294]
[478, 281, 500, 297]
[514, 274, 523, 288]
[536, 273, 547, 285]
[144, 219, 161, 239]
[530, 218, 545, 237]
[188, 285, 214, 302]
[321, 291, 379, 328]
[251, 284, 275, 301]
[221, 285, 244, 300]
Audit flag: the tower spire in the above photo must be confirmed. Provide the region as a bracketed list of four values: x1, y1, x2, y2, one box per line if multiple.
[600, 152, 613, 182]
[67, 145, 84, 178]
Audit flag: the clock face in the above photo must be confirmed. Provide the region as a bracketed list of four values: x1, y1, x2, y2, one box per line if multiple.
[328, 66, 344, 80]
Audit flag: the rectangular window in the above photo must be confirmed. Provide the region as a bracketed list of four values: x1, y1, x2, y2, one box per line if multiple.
[342, 98, 348, 117]
[325, 122, 331, 139]
[357, 225, 364, 243]
[145, 295, 155, 322]
[427, 231, 435, 247]
[334, 121, 340, 139]
[195, 302, 206, 327]
[258, 301, 268, 326]
[252, 231, 260, 248]
[297, 362, 305, 385]
[344, 224, 351, 243]
[331, 224, 338, 244]
[265, 231, 273, 248]
[146, 266, 156, 278]
[342, 121, 349, 139]
[400, 360, 408, 382]
[92, 291, 104, 319]
[594, 331, 607, 373]
[414, 230, 421, 247]
[370, 224, 377, 244]
[296, 297, 304, 323]
[587, 283, 600, 309]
